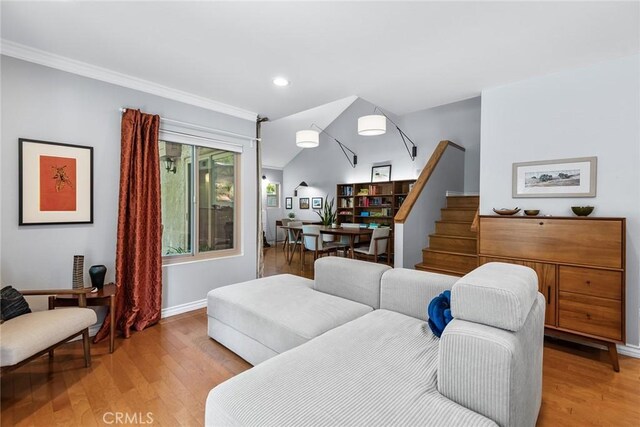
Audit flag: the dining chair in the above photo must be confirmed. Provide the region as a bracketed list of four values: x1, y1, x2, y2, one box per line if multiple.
[353, 227, 391, 265]
[280, 218, 292, 252]
[285, 221, 303, 262]
[300, 225, 348, 269]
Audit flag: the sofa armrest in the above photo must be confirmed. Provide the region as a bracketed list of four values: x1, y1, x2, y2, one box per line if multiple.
[380, 269, 458, 321]
[438, 294, 545, 427]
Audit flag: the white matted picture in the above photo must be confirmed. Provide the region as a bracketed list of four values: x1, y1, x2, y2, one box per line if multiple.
[371, 165, 392, 183]
[19, 138, 93, 225]
[311, 197, 323, 209]
[512, 157, 597, 198]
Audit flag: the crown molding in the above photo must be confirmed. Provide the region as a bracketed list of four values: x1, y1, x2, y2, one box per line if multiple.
[0, 39, 258, 122]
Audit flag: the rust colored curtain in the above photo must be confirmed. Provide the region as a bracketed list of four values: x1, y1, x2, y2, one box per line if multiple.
[95, 109, 162, 342]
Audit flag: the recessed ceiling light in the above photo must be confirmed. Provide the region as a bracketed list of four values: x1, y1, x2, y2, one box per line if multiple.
[273, 77, 290, 87]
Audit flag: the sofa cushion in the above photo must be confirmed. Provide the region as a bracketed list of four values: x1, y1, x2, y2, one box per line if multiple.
[451, 262, 538, 332]
[380, 268, 458, 321]
[314, 256, 391, 308]
[207, 274, 373, 355]
[0, 307, 97, 367]
[206, 309, 496, 427]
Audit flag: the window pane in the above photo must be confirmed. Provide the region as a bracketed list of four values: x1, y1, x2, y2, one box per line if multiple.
[160, 141, 192, 256]
[198, 147, 235, 252]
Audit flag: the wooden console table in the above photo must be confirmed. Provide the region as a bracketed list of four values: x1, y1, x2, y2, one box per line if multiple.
[49, 283, 116, 353]
[478, 216, 625, 371]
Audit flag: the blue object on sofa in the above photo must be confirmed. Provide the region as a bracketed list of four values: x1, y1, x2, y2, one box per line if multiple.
[427, 290, 453, 338]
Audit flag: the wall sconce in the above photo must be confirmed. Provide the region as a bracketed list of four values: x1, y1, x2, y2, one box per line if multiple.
[164, 157, 177, 174]
[294, 181, 308, 196]
[358, 107, 418, 161]
[295, 124, 358, 168]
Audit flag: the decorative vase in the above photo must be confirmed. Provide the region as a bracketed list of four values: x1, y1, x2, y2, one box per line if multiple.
[89, 265, 107, 289]
[72, 255, 84, 289]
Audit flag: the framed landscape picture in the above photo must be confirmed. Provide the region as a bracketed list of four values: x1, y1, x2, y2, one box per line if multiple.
[371, 165, 392, 183]
[285, 197, 293, 210]
[311, 197, 323, 209]
[19, 138, 93, 225]
[512, 157, 597, 198]
[299, 197, 310, 209]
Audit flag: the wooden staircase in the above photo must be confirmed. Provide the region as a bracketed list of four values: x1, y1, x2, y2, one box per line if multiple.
[415, 195, 479, 276]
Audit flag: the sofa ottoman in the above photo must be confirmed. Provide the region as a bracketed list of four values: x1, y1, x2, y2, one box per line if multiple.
[207, 258, 391, 365]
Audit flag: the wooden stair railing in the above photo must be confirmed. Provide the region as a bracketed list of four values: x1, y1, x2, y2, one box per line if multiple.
[394, 140, 466, 224]
[470, 209, 479, 232]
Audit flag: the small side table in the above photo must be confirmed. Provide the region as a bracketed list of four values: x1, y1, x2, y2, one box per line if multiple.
[49, 283, 116, 353]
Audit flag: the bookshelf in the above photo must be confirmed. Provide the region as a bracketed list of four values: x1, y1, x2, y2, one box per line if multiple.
[336, 179, 415, 230]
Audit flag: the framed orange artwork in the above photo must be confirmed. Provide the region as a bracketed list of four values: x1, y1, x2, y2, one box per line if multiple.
[19, 138, 93, 225]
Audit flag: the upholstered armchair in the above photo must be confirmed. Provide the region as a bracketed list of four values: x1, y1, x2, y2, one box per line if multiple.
[0, 288, 97, 373]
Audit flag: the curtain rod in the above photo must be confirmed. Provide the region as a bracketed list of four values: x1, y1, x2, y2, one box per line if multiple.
[119, 108, 260, 142]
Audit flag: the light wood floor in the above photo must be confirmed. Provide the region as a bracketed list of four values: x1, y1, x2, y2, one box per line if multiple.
[2, 245, 638, 426]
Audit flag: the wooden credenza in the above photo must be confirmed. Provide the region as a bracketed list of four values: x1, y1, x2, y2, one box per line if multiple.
[478, 216, 625, 371]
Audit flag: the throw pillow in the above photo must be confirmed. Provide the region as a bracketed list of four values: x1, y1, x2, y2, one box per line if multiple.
[427, 290, 453, 338]
[0, 286, 32, 321]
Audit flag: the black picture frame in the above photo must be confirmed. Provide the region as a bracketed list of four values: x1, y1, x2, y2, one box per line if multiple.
[311, 197, 323, 210]
[299, 198, 310, 209]
[19, 138, 94, 225]
[371, 164, 392, 183]
[285, 197, 293, 210]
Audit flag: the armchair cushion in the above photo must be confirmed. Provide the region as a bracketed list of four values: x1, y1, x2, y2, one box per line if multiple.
[1, 286, 31, 321]
[0, 307, 96, 367]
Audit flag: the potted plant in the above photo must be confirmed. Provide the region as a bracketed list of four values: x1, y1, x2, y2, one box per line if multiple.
[315, 196, 337, 241]
[288, 212, 296, 219]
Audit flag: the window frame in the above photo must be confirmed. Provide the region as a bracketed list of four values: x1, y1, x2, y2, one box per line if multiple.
[265, 181, 280, 209]
[160, 140, 242, 266]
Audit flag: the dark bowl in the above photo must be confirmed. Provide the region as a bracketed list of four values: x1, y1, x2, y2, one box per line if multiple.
[524, 210, 540, 216]
[493, 208, 521, 216]
[571, 206, 594, 216]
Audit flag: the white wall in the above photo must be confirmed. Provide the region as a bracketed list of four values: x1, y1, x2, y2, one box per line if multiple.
[480, 54, 640, 347]
[1, 57, 258, 313]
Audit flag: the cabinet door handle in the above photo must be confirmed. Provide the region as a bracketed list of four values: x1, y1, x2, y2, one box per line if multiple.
[539, 222, 544, 226]
[586, 313, 592, 320]
[547, 286, 551, 304]
[586, 280, 591, 285]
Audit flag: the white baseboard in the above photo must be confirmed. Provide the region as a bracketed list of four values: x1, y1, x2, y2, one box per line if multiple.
[617, 343, 640, 358]
[161, 298, 207, 318]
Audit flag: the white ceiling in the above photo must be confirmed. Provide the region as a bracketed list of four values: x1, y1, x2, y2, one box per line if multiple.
[261, 95, 357, 168]
[1, 1, 638, 121]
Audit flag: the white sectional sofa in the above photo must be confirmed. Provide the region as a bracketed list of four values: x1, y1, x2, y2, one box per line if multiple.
[206, 258, 544, 427]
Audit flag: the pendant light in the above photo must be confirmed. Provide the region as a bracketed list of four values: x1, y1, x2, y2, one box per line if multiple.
[357, 115, 387, 136]
[295, 130, 320, 148]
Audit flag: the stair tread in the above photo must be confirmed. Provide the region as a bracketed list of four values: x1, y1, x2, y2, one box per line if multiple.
[429, 234, 477, 240]
[436, 220, 473, 224]
[422, 248, 479, 258]
[415, 264, 470, 276]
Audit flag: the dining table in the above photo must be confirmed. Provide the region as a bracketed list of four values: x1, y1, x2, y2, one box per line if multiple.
[279, 225, 374, 264]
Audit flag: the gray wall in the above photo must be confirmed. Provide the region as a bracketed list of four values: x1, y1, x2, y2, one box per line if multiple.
[480, 54, 640, 347]
[397, 147, 465, 268]
[1, 56, 258, 312]
[401, 97, 481, 193]
[282, 97, 481, 222]
[281, 96, 479, 268]
[262, 167, 284, 243]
